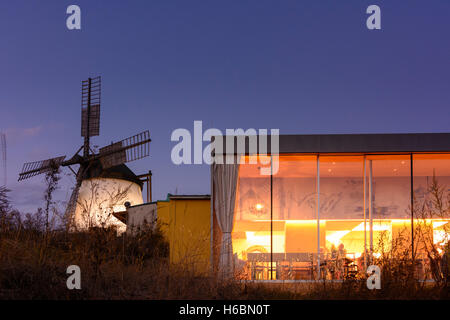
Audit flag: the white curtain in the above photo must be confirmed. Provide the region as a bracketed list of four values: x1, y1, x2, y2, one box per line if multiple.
[213, 159, 240, 278]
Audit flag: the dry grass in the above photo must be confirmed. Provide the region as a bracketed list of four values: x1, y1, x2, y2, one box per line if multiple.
[0, 220, 448, 300]
[0, 222, 293, 299]
[0, 185, 448, 300]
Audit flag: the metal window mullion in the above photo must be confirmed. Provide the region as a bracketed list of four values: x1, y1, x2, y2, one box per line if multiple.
[210, 163, 214, 275]
[363, 155, 367, 269]
[369, 159, 373, 261]
[316, 155, 320, 280]
[410, 154, 414, 261]
[270, 155, 273, 280]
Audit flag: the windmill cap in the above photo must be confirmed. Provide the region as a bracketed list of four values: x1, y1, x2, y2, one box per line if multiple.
[82, 160, 143, 189]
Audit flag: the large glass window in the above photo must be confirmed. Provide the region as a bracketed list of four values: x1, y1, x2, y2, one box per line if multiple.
[228, 152, 450, 281]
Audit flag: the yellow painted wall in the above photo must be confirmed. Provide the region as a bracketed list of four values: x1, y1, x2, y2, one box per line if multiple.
[157, 198, 211, 274]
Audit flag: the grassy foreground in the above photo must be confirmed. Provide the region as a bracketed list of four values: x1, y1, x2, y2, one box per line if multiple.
[0, 184, 448, 300]
[0, 223, 448, 300]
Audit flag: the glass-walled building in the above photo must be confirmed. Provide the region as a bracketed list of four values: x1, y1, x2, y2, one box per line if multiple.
[211, 133, 450, 281]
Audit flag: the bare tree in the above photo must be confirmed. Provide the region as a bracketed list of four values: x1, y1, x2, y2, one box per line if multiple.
[43, 164, 60, 232]
[0, 186, 10, 215]
[76, 179, 132, 232]
[0, 186, 11, 231]
[413, 174, 450, 285]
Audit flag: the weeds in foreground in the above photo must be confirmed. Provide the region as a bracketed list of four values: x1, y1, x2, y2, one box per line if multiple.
[1, 180, 449, 299]
[1, 217, 448, 299]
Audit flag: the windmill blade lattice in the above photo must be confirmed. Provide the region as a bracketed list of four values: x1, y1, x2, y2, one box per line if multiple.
[81, 76, 101, 138]
[18, 156, 66, 181]
[99, 130, 150, 169]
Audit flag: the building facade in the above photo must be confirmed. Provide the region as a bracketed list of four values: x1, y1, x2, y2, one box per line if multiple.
[211, 133, 450, 280]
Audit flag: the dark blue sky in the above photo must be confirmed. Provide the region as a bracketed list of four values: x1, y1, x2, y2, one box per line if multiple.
[1, 1, 449, 213]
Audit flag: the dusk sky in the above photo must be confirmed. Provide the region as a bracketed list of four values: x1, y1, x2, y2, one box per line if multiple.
[1, 1, 449, 213]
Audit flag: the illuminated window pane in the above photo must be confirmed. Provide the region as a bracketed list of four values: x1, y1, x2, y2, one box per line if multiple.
[273, 155, 317, 280]
[413, 154, 450, 270]
[319, 156, 365, 279]
[366, 155, 411, 258]
[233, 155, 272, 280]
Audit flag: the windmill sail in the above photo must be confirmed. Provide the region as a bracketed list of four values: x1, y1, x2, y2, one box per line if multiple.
[18, 156, 66, 181]
[81, 104, 100, 137]
[81, 76, 101, 137]
[99, 130, 150, 169]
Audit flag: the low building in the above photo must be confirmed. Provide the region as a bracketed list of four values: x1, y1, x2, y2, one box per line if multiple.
[211, 133, 450, 280]
[125, 194, 211, 275]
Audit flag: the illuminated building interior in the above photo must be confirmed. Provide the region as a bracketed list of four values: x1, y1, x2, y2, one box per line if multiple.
[231, 154, 450, 280]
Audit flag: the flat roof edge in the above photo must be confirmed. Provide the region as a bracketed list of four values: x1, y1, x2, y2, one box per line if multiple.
[168, 194, 211, 200]
[212, 132, 450, 154]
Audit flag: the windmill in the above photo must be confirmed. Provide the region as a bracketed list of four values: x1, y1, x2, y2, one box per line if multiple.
[18, 76, 151, 231]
